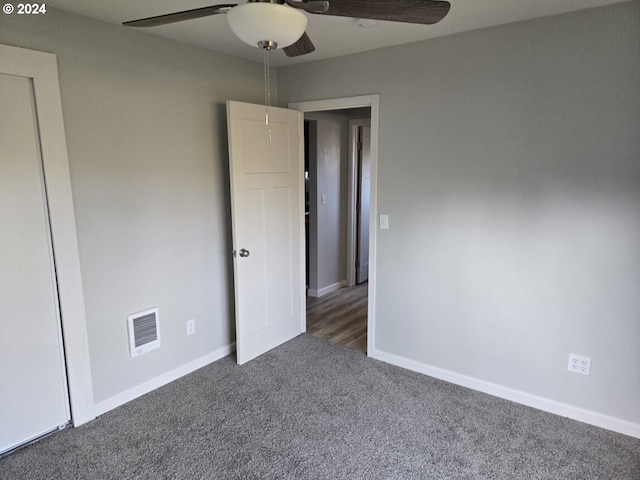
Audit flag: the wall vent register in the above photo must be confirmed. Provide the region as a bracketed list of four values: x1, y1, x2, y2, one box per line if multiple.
[127, 307, 160, 357]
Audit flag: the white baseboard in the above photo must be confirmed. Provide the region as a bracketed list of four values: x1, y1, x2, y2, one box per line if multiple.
[308, 280, 346, 298]
[369, 348, 640, 439]
[93, 343, 235, 417]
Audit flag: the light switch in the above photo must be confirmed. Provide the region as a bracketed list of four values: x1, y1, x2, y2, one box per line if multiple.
[321, 193, 327, 205]
[380, 214, 389, 230]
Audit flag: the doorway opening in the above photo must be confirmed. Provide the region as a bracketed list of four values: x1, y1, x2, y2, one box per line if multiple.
[290, 95, 379, 355]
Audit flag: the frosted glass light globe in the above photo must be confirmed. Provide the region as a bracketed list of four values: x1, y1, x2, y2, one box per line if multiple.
[227, 3, 308, 49]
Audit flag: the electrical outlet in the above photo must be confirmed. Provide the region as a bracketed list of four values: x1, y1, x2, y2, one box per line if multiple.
[568, 353, 591, 375]
[186, 319, 196, 336]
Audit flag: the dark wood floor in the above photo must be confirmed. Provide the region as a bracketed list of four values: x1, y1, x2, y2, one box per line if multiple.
[306, 282, 368, 353]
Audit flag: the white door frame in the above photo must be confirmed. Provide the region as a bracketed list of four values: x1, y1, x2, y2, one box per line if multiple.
[347, 118, 372, 288]
[289, 95, 379, 355]
[1, 44, 95, 426]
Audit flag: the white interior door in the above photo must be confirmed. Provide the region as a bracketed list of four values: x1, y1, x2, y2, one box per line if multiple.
[0, 73, 71, 454]
[356, 125, 371, 284]
[227, 101, 305, 365]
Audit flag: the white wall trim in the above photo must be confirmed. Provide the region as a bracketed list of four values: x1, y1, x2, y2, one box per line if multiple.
[289, 95, 380, 356]
[370, 348, 640, 439]
[0, 44, 95, 426]
[308, 280, 346, 298]
[94, 343, 235, 417]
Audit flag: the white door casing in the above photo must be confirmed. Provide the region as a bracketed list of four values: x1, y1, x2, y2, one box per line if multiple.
[227, 101, 305, 365]
[289, 95, 379, 356]
[356, 124, 371, 284]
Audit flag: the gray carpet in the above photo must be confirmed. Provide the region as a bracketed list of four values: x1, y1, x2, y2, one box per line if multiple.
[1, 335, 638, 479]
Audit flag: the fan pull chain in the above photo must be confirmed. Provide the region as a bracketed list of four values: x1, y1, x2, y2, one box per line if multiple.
[263, 47, 272, 143]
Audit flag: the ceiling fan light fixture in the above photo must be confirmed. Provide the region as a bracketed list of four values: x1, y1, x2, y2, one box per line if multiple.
[227, 3, 308, 49]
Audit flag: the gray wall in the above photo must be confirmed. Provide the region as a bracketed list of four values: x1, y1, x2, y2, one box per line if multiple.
[1, 9, 271, 403]
[279, 3, 640, 425]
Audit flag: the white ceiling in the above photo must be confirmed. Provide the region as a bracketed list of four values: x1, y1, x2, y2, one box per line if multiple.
[46, 0, 628, 67]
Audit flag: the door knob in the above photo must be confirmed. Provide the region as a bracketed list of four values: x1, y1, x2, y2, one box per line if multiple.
[239, 248, 250, 258]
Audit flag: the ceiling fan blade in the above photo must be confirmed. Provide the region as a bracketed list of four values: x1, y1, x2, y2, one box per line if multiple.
[123, 4, 237, 28]
[321, 0, 450, 25]
[284, 0, 330, 14]
[283, 32, 316, 57]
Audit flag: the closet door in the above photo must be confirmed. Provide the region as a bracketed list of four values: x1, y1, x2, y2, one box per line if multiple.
[0, 73, 71, 454]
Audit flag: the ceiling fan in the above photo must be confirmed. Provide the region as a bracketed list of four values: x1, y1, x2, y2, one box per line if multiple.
[123, 0, 451, 57]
